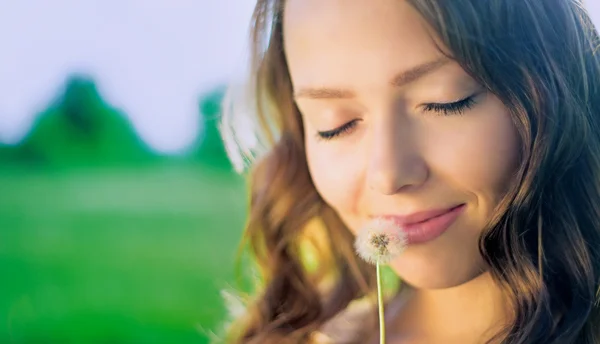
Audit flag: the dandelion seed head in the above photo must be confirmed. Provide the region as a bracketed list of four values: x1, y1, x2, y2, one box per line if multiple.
[354, 218, 407, 265]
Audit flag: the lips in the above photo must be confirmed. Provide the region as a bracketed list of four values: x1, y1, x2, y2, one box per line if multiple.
[376, 204, 466, 245]
[395, 206, 459, 225]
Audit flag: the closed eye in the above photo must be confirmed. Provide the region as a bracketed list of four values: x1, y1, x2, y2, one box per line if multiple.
[315, 93, 480, 140]
[422, 94, 478, 116]
[316, 119, 360, 140]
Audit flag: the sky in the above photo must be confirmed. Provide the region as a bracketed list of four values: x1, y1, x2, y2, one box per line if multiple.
[0, 2, 599, 154]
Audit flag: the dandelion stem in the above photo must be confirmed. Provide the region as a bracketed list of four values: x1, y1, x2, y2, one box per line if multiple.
[377, 260, 386, 344]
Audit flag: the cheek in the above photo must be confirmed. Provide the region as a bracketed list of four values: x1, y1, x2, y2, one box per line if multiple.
[305, 138, 365, 223]
[428, 97, 520, 205]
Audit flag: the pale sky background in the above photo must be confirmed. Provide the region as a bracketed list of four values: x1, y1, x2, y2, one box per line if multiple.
[0, 1, 599, 153]
[0, 0, 256, 153]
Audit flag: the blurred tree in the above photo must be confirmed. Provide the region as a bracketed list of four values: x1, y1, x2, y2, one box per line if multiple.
[194, 86, 232, 170]
[15, 75, 156, 167]
[0, 143, 17, 164]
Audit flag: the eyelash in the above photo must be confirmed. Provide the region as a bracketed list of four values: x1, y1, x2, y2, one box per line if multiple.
[317, 119, 360, 140]
[422, 95, 477, 116]
[316, 94, 478, 141]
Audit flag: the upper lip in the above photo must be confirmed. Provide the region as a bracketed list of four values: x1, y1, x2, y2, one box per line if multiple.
[375, 204, 464, 226]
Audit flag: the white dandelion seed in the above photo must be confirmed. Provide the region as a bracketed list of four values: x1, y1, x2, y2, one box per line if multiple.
[355, 218, 407, 265]
[354, 218, 407, 344]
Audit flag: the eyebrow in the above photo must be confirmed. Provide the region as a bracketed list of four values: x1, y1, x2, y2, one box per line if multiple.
[293, 57, 449, 100]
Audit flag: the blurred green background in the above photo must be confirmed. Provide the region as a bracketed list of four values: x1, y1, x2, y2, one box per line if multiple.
[0, 75, 247, 343]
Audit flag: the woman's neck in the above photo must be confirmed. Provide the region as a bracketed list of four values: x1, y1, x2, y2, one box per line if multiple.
[389, 272, 512, 343]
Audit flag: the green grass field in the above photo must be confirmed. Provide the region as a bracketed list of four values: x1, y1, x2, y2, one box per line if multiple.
[0, 165, 248, 343]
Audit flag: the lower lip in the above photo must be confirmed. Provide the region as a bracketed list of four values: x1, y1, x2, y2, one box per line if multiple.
[398, 204, 466, 245]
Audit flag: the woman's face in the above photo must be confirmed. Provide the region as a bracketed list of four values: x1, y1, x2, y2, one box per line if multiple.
[283, 0, 520, 289]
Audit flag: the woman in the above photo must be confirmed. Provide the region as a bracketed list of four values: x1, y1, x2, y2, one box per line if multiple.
[219, 0, 600, 343]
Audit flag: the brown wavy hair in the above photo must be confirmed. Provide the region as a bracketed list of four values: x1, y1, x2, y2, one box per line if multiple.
[219, 0, 600, 343]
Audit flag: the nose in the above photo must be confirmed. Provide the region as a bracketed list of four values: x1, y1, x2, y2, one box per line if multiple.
[366, 118, 428, 195]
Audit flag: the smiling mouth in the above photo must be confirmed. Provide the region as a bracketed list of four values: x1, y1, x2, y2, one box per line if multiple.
[376, 204, 467, 245]
[410, 204, 464, 224]
[377, 204, 465, 226]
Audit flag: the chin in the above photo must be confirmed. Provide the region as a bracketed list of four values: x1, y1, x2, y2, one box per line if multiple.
[388, 254, 487, 290]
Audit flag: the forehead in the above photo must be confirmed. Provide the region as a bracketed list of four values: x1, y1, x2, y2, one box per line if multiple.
[282, 0, 445, 91]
